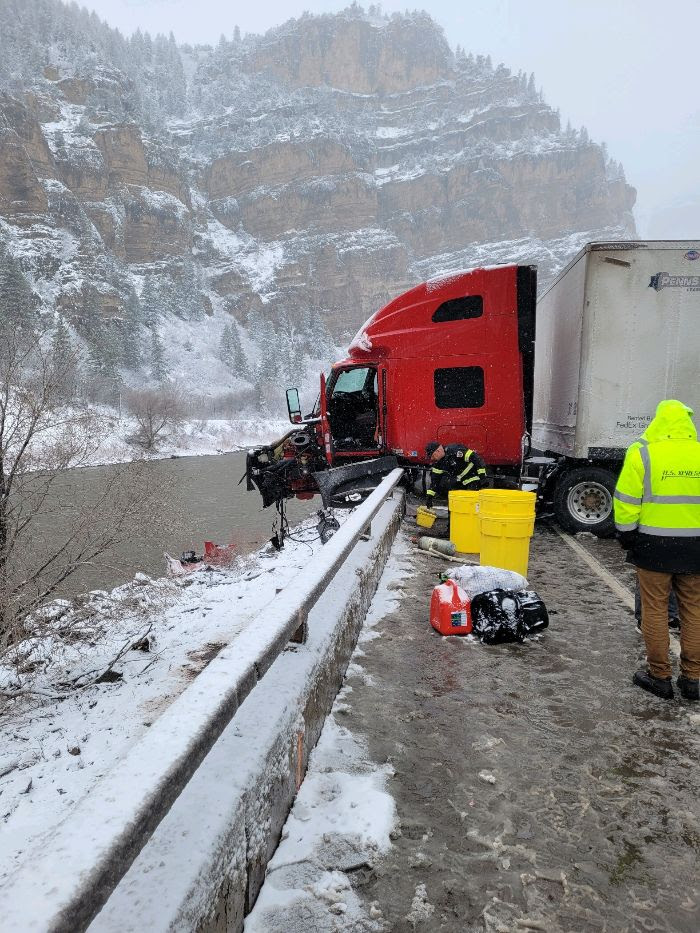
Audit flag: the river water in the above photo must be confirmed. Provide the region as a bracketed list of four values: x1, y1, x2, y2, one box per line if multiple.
[55, 452, 317, 595]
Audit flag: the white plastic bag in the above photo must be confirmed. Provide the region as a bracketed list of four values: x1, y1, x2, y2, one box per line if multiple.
[445, 564, 528, 600]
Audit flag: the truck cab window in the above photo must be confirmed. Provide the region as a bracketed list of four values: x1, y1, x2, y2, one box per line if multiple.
[328, 366, 379, 449]
[432, 295, 483, 322]
[434, 366, 485, 408]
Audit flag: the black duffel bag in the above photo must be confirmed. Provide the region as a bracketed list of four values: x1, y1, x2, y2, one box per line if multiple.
[470, 589, 549, 645]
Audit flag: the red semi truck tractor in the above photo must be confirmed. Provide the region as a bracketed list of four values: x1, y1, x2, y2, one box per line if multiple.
[247, 240, 700, 534]
[246, 264, 537, 509]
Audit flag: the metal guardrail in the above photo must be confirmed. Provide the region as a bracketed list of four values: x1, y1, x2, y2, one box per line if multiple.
[0, 469, 405, 933]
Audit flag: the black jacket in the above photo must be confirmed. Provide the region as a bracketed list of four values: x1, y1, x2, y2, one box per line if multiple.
[619, 530, 700, 574]
[427, 444, 488, 500]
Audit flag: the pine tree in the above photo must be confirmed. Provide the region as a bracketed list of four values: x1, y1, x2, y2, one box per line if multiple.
[52, 316, 72, 359]
[150, 329, 167, 383]
[102, 324, 123, 400]
[227, 320, 251, 379]
[256, 323, 280, 382]
[247, 310, 267, 359]
[0, 245, 38, 332]
[120, 289, 143, 369]
[180, 255, 205, 320]
[276, 307, 295, 382]
[141, 274, 161, 329]
[79, 284, 102, 343]
[165, 32, 186, 115]
[158, 276, 179, 320]
[220, 323, 235, 369]
[304, 308, 336, 362]
[86, 311, 122, 404]
[51, 317, 78, 402]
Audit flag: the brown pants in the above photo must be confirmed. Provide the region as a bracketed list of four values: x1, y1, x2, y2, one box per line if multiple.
[638, 569, 700, 680]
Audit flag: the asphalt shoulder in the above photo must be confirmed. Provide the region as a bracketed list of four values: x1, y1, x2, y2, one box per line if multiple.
[341, 518, 700, 932]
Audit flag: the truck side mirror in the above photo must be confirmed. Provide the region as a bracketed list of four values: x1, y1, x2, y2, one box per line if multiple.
[286, 387, 302, 423]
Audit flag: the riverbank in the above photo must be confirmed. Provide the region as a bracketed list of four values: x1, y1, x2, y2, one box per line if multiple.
[87, 414, 291, 466]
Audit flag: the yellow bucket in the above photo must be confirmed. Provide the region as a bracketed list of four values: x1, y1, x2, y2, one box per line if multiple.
[478, 489, 536, 576]
[416, 505, 437, 529]
[448, 490, 481, 553]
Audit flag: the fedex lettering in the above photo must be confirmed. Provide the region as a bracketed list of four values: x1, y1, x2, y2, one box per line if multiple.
[616, 414, 651, 430]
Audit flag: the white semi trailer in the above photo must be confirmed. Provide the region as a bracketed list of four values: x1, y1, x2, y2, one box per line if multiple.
[530, 240, 700, 535]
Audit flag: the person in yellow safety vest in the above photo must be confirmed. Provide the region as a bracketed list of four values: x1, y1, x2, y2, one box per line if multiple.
[614, 399, 700, 702]
[425, 442, 488, 502]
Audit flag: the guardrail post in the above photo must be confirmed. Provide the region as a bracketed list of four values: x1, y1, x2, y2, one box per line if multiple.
[290, 608, 308, 644]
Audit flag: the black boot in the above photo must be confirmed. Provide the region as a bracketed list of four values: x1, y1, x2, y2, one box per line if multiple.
[633, 669, 674, 700]
[677, 675, 700, 701]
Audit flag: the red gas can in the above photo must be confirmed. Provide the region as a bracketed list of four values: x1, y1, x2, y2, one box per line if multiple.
[430, 579, 473, 636]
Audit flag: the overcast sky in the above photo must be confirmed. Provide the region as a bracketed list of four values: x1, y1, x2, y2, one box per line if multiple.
[82, 0, 699, 239]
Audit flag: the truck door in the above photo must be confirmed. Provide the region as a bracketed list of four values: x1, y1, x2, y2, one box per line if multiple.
[378, 367, 387, 450]
[325, 365, 381, 459]
[319, 372, 333, 465]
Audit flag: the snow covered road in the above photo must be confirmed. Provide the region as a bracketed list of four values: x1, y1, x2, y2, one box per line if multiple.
[248, 512, 700, 932]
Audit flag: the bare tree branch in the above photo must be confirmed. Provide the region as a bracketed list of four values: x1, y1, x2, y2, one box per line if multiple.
[125, 388, 184, 452]
[0, 330, 175, 655]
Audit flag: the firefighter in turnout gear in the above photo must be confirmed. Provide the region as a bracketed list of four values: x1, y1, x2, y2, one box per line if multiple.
[614, 399, 700, 701]
[425, 442, 488, 502]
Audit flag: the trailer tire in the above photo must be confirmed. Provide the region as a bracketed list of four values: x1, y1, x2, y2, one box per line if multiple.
[553, 467, 617, 537]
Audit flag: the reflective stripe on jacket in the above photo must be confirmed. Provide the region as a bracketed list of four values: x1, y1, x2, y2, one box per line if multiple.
[614, 401, 700, 538]
[427, 445, 488, 498]
[443, 445, 488, 489]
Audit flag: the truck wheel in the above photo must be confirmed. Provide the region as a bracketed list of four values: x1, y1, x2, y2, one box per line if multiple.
[553, 467, 616, 536]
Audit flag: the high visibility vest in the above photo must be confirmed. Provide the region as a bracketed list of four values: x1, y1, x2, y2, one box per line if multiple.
[614, 437, 700, 536]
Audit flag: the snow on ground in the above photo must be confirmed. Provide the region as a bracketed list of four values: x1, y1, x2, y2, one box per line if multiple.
[0, 510, 350, 884]
[245, 537, 410, 932]
[83, 415, 291, 466]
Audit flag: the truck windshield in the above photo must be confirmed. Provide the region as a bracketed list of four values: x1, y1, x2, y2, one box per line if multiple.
[332, 367, 372, 394]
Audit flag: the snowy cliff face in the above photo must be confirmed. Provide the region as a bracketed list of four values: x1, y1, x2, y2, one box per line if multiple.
[0, 1, 636, 408]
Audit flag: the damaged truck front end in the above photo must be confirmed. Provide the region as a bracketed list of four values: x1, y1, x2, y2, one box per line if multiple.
[246, 423, 399, 510]
[245, 424, 324, 509]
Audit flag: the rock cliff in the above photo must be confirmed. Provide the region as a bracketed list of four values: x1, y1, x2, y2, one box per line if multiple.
[0, 2, 635, 405]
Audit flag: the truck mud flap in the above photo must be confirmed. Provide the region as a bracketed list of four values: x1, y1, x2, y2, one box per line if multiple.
[312, 456, 399, 509]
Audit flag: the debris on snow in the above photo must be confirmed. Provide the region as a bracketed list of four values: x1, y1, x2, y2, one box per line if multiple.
[478, 770, 498, 785]
[405, 883, 435, 925]
[0, 510, 348, 884]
